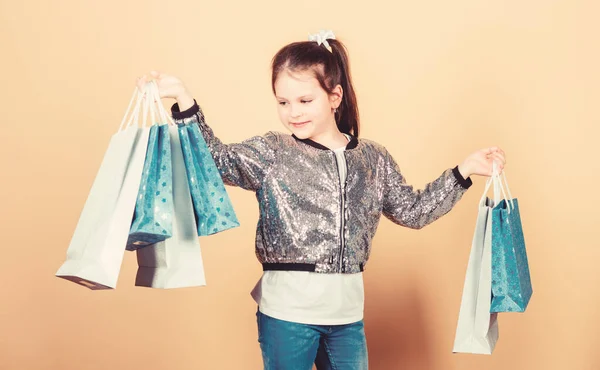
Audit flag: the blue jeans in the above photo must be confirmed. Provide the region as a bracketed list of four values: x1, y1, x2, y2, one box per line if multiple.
[257, 310, 369, 370]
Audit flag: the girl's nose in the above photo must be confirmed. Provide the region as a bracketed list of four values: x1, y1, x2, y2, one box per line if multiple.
[290, 105, 303, 118]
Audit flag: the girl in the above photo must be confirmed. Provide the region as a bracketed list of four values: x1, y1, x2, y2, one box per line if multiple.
[137, 30, 506, 370]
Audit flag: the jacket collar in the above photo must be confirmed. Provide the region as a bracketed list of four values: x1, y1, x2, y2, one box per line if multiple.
[292, 133, 359, 151]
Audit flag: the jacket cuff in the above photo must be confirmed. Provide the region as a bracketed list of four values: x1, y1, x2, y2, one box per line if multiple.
[171, 99, 200, 120]
[452, 165, 473, 189]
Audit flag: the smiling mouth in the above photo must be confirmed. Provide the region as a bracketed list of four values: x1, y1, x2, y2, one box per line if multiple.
[290, 121, 310, 127]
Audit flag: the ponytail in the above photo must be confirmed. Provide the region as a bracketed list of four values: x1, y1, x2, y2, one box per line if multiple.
[328, 39, 359, 137]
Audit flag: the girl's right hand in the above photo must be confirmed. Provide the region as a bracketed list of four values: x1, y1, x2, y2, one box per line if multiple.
[136, 71, 195, 110]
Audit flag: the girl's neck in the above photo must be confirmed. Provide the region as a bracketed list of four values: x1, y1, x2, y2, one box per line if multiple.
[308, 127, 349, 150]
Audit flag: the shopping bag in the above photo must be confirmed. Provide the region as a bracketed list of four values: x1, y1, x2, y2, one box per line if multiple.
[177, 122, 240, 236]
[56, 84, 153, 289]
[490, 170, 532, 312]
[453, 176, 499, 354]
[134, 122, 206, 288]
[126, 119, 173, 250]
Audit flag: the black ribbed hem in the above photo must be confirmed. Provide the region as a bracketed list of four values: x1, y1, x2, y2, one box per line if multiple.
[262, 263, 365, 272]
[452, 165, 473, 189]
[171, 99, 199, 120]
[262, 263, 316, 272]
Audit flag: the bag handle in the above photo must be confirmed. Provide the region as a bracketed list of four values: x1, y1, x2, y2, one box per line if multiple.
[118, 81, 174, 131]
[120, 82, 156, 130]
[493, 162, 515, 212]
[142, 83, 151, 127]
[148, 80, 174, 126]
[479, 162, 514, 213]
[118, 87, 137, 132]
[118, 87, 145, 132]
[500, 170, 514, 208]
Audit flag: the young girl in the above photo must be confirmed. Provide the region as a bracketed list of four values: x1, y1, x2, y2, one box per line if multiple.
[137, 30, 506, 370]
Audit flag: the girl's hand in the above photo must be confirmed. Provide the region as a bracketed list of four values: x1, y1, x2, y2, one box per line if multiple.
[458, 147, 506, 178]
[136, 71, 195, 110]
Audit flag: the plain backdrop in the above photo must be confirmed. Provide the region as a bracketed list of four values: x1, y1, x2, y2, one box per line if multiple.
[1, 1, 598, 369]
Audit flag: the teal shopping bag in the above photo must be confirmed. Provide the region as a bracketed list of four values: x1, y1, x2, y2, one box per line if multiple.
[178, 122, 239, 236]
[490, 170, 532, 312]
[127, 124, 173, 250]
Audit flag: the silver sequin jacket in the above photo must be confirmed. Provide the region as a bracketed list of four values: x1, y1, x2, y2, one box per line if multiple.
[172, 101, 472, 274]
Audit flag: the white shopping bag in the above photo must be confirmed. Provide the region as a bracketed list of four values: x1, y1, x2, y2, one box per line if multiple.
[134, 84, 207, 289]
[56, 84, 154, 289]
[453, 175, 500, 354]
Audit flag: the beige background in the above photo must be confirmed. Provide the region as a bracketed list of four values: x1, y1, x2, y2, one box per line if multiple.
[1, 0, 598, 369]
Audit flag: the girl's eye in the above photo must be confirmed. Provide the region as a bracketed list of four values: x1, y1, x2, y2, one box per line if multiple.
[301, 100, 312, 104]
[279, 102, 287, 106]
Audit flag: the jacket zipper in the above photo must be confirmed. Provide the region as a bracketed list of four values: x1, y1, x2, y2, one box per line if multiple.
[332, 151, 346, 273]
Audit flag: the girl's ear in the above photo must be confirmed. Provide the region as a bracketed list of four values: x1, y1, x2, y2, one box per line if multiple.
[330, 84, 344, 109]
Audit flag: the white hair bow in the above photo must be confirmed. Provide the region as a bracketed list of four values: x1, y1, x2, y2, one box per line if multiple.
[308, 29, 336, 52]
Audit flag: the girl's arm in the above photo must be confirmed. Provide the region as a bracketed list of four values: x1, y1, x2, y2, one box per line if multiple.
[172, 100, 279, 192]
[381, 148, 472, 229]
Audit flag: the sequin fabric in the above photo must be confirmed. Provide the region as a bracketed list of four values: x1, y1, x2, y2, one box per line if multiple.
[173, 106, 471, 274]
[178, 122, 240, 236]
[127, 124, 173, 250]
[490, 198, 532, 312]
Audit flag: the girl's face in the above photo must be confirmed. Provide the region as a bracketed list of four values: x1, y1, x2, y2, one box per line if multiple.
[274, 69, 342, 141]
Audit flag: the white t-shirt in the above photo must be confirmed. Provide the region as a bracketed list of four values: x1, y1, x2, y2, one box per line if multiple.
[250, 134, 365, 325]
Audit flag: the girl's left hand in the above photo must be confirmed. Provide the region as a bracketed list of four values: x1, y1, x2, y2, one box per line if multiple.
[458, 147, 506, 178]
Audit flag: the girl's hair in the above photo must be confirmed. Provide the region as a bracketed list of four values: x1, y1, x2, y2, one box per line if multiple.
[271, 38, 360, 137]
